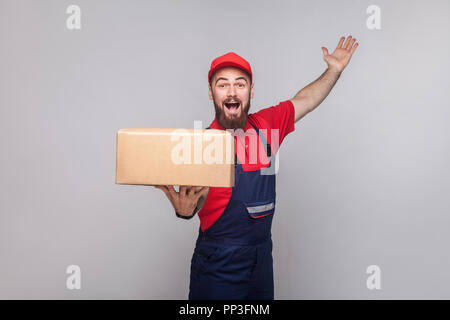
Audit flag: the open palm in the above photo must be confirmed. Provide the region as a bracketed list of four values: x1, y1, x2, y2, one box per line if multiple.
[322, 35, 358, 73]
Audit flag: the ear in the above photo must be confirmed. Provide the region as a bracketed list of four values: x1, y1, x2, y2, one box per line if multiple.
[250, 82, 254, 99]
[208, 83, 213, 100]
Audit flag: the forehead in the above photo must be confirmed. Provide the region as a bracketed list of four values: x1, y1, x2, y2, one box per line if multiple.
[213, 67, 250, 82]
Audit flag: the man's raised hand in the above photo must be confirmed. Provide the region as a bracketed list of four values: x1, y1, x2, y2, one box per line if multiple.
[321, 35, 359, 73]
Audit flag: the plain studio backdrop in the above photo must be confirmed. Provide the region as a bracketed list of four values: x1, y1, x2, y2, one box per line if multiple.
[1, 0, 449, 299]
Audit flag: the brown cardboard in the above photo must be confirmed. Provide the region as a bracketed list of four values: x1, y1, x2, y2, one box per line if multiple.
[116, 128, 235, 187]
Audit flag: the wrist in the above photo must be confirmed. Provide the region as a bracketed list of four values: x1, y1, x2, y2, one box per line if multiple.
[175, 207, 198, 219]
[327, 65, 343, 75]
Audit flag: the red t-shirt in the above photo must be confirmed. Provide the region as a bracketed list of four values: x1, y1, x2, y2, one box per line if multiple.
[198, 99, 295, 231]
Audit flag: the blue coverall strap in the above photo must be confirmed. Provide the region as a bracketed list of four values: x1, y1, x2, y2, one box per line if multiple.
[247, 121, 272, 158]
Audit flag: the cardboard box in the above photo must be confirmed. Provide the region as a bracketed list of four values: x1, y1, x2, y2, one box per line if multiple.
[116, 128, 235, 187]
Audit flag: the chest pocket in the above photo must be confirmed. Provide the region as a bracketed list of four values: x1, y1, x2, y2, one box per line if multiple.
[244, 198, 275, 219]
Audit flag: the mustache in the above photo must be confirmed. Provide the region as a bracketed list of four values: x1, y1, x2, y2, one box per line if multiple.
[223, 97, 241, 104]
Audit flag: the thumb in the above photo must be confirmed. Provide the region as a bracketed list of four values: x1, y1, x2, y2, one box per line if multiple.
[195, 187, 209, 201]
[321, 47, 329, 56]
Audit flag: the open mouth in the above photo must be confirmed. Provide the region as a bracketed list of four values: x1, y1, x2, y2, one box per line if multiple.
[224, 102, 241, 114]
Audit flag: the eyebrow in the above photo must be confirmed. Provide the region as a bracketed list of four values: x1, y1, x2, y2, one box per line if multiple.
[215, 76, 248, 85]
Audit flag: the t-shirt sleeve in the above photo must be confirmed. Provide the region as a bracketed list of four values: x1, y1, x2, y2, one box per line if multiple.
[253, 99, 295, 146]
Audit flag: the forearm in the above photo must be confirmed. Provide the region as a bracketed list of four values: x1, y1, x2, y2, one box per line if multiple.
[293, 67, 342, 112]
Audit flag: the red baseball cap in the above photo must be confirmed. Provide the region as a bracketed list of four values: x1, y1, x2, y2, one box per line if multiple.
[208, 52, 252, 83]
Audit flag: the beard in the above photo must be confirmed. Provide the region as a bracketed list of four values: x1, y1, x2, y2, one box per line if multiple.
[212, 93, 251, 130]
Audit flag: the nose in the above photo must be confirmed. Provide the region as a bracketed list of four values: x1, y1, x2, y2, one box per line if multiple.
[226, 85, 237, 97]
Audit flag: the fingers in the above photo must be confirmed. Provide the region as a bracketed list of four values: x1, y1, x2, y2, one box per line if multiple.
[343, 35, 352, 49]
[179, 186, 188, 198]
[166, 185, 178, 199]
[200, 186, 209, 197]
[183, 186, 209, 198]
[336, 36, 345, 50]
[194, 187, 209, 201]
[337, 35, 358, 53]
[154, 185, 171, 198]
[193, 186, 202, 193]
[186, 186, 196, 197]
[351, 38, 357, 47]
[347, 37, 356, 50]
[153, 185, 167, 191]
[350, 41, 359, 54]
[155, 184, 209, 202]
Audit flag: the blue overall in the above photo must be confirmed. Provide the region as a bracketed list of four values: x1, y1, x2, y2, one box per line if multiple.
[189, 122, 276, 300]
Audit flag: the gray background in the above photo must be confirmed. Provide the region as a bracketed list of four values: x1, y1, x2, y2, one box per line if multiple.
[1, 0, 449, 299]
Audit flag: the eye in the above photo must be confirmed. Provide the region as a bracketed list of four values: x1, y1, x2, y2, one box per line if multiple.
[237, 83, 245, 88]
